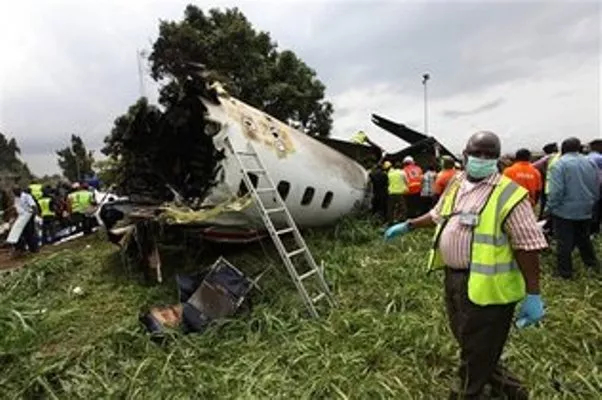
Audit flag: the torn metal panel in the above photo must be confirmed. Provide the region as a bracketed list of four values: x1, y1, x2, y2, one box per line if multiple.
[139, 257, 254, 336]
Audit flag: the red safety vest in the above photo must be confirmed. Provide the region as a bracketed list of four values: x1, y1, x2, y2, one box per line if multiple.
[404, 164, 423, 195]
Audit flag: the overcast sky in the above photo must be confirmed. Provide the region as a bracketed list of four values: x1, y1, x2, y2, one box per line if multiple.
[1, 0, 600, 175]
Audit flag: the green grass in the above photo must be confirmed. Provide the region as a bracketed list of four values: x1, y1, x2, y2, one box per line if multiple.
[1, 219, 601, 399]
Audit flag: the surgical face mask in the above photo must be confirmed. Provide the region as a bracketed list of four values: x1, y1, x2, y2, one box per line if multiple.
[465, 156, 498, 179]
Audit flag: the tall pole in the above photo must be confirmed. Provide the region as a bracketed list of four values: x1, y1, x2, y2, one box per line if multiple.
[422, 72, 430, 136]
[137, 49, 147, 98]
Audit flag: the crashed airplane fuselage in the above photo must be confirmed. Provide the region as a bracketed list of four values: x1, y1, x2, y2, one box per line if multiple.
[103, 86, 369, 243]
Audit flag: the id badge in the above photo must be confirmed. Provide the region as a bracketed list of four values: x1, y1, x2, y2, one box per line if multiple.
[459, 213, 479, 227]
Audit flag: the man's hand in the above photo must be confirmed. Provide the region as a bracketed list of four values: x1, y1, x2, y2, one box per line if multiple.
[384, 222, 411, 240]
[516, 294, 545, 329]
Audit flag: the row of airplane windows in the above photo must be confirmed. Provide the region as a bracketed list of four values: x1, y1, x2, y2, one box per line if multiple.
[239, 173, 334, 209]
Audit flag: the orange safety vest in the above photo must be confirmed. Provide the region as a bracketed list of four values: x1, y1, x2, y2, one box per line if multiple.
[404, 164, 423, 195]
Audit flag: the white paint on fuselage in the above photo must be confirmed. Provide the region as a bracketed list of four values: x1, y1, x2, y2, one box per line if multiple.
[199, 94, 369, 232]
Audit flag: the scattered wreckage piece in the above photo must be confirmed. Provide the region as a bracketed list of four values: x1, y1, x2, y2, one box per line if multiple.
[139, 257, 255, 336]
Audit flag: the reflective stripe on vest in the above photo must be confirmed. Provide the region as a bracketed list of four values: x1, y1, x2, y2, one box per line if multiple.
[39, 197, 54, 217]
[544, 153, 560, 194]
[404, 165, 423, 194]
[387, 168, 407, 194]
[427, 175, 528, 305]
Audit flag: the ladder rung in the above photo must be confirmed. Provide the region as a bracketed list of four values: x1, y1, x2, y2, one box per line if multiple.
[245, 169, 266, 174]
[256, 188, 276, 193]
[312, 293, 326, 303]
[287, 247, 306, 258]
[276, 227, 294, 235]
[266, 207, 285, 214]
[237, 151, 256, 156]
[299, 269, 317, 281]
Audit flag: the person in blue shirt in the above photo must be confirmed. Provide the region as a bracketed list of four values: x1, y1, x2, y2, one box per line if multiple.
[546, 137, 600, 278]
[588, 139, 602, 235]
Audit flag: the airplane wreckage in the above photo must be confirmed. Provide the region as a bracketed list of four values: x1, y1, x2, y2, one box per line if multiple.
[98, 69, 456, 334]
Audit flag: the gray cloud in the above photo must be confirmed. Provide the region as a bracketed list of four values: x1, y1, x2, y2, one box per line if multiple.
[443, 97, 506, 119]
[0, 0, 600, 175]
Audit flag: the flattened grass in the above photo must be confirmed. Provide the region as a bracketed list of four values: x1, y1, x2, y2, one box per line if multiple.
[1, 220, 601, 399]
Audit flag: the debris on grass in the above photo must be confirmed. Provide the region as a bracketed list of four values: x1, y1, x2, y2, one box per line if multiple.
[0, 220, 600, 398]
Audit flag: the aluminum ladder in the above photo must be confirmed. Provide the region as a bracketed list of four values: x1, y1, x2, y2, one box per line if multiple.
[224, 137, 335, 318]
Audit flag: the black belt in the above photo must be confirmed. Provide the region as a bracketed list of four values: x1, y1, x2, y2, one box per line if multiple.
[446, 267, 469, 274]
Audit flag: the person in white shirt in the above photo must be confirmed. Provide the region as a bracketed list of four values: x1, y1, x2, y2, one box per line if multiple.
[6, 186, 39, 253]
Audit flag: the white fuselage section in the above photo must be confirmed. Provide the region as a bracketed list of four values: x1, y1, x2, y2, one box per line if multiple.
[197, 93, 369, 240]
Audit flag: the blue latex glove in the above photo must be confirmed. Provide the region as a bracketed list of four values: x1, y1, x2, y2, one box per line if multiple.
[515, 294, 545, 329]
[384, 222, 411, 241]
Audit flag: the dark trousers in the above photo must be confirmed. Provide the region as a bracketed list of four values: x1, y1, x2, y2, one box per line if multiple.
[420, 195, 438, 215]
[15, 215, 39, 253]
[591, 196, 602, 235]
[404, 193, 422, 218]
[553, 216, 600, 278]
[42, 216, 56, 244]
[445, 269, 525, 399]
[387, 194, 406, 225]
[372, 195, 387, 221]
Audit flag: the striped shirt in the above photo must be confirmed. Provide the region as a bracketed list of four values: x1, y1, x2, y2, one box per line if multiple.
[430, 172, 548, 269]
[421, 171, 437, 197]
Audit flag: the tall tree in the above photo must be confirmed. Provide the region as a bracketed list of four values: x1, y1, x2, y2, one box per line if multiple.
[56, 135, 95, 182]
[150, 5, 333, 136]
[0, 132, 33, 184]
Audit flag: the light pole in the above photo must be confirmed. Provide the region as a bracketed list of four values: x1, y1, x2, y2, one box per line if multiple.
[422, 72, 439, 160]
[422, 72, 430, 136]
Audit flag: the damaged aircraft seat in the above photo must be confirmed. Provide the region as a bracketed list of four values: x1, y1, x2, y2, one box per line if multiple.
[140, 257, 254, 336]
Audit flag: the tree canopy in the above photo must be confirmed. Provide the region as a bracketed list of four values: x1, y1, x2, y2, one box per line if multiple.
[103, 5, 333, 201]
[150, 5, 333, 136]
[0, 132, 32, 185]
[56, 135, 95, 182]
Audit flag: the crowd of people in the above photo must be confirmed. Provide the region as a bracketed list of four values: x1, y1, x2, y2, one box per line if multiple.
[1, 180, 99, 256]
[379, 132, 600, 399]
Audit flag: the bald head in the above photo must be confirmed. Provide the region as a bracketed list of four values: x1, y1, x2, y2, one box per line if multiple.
[464, 131, 501, 159]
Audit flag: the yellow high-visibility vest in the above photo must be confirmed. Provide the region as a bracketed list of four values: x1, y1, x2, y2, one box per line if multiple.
[387, 168, 407, 195]
[38, 197, 54, 217]
[29, 184, 43, 200]
[427, 175, 528, 305]
[351, 131, 368, 144]
[68, 190, 93, 213]
[544, 153, 560, 195]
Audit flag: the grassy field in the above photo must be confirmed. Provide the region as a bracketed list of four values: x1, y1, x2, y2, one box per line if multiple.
[1, 218, 601, 399]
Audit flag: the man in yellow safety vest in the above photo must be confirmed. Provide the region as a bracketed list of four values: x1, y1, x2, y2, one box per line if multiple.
[68, 182, 96, 234]
[386, 161, 407, 225]
[384, 131, 548, 399]
[38, 186, 57, 244]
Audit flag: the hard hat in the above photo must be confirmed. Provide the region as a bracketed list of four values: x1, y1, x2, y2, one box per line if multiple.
[382, 161, 392, 170]
[403, 156, 414, 164]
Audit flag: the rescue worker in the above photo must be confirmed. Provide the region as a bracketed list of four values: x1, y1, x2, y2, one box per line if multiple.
[387, 161, 407, 225]
[420, 164, 437, 214]
[370, 161, 389, 221]
[435, 156, 457, 196]
[402, 156, 423, 218]
[351, 130, 368, 144]
[28, 181, 43, 200]
[7, 186, 39, 254]
[503, 149, 542, 207]
[68, 182, 95, 234]
[533, 143, 559, 220]
[38, 186, 57, 244]
[588, 139, 602, 235]
[385, 131, 547, 399]
[545, 137, 600, 279]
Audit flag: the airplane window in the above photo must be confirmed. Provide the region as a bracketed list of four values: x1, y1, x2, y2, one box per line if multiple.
[238, 173, 259, 196]
[301, 187, 315, 206]
[277, 181, 290, 200]
[322, 191, 333, 209]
